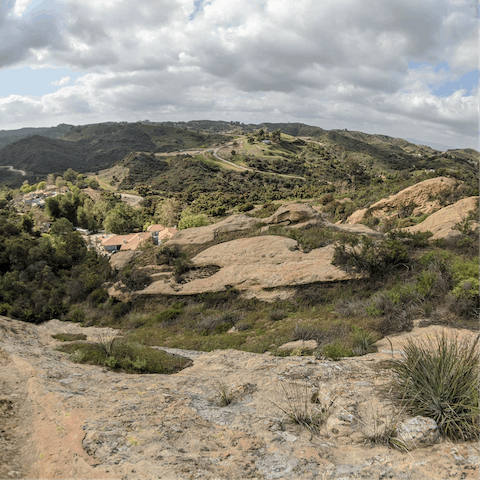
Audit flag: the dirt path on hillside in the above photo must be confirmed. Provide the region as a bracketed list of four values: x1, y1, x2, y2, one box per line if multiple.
[213, 146, 306, 180]
[0, 166, 26, 176]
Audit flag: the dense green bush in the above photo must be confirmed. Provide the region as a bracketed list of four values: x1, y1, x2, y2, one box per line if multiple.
[451, 257, 479, 301]
[333, 231, 432, 278]
[89, 288, 109, 307]
[177, 211, 209, 230]
[153, 303, 183, 325]
[0, 211, 111, 323]
[321, 342, 353, 361]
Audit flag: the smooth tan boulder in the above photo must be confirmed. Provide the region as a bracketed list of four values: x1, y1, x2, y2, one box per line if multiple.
[403, 196, 479, 240]
[346, 177, 460, 224]
[140, 236, 360, 296]
[263, 203, 328, 227]
[109, 250, 141, 271]
[168, 215, 259, 245]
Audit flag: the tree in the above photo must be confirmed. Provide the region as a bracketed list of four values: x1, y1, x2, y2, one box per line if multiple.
[55, 176, 66, 189]
[272, 129, 281, 143]
[63, 168, 79, 183]
[45, 197, 61, 219]
[50, 218, 74, 236]
[103, 204, 140, 234]
[86, 178, 100, 190]
[77, 198, 101, 231]
[155, 197, 182, 227]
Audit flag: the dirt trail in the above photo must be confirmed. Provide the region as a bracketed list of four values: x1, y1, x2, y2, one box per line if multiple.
[0, 316, 478, 480]
[0, 166, 26, 176]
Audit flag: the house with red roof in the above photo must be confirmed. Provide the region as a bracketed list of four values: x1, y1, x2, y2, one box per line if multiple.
[101, 225, 177, 253]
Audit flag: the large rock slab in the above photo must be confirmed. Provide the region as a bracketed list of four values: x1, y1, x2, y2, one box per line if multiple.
[1, 317, 478, 480]
[108, 250, 141, 271]
[346, 177, 460, 224]
[403, 196, 479, 240]
[168, 214, 259, 245]
[140, 236, 359, 295]
[262, 203, 381, 235]
[263, 203, 328, 228]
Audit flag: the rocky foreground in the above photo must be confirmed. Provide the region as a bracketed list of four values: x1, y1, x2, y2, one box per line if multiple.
[0, 316, 478, 480]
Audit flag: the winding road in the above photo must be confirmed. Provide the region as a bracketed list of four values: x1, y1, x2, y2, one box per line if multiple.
[155, 142, 306, 180]
[0, 165, 26, 176]
[212, 146, 305, 180]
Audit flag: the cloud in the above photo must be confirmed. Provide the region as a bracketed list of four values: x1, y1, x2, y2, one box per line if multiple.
[10, 0, 33, 18]
[0, 0, 477, 149]
[49, 75, 70, 86]
[0, 0, 65, 68]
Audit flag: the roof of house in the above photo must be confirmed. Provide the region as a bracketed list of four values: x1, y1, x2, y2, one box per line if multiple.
[157, 227, 177, 240]
[102, 234, 137, 247]
[120, 232, 151, 251]
[147, 224, 166, 232]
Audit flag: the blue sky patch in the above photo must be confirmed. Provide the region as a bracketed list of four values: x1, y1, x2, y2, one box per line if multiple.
[189, 0, 206, 21]
[432, 70, 479, 97]
[0, 67, 84, 97]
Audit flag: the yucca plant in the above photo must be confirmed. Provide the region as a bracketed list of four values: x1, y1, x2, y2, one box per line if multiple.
[273, 381, 328, 433]
[215, 382, 234, 406]
[390, 332, 479, 441]
[351, 326, 379, 356]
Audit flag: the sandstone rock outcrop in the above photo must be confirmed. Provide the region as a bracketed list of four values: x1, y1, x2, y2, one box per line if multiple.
[264, 203, 381, 235]
[346, 177, 461, 225]
[0, 317, 478, 480]
[140, 236, 360, 296]
[263, 203, 328, 228]
[402, 196, 479, 240]
[109, 250, 141, 271]
[169, 214, 259, 245]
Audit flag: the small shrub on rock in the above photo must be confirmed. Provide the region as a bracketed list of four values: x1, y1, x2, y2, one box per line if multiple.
[52, 333, 87, 342]
[321, 342, 353, 361]
[273, 381, 330, 433]
[350, 326, 378, 355]
[390, 332, 479, 441]
[57, 338, 190, 374]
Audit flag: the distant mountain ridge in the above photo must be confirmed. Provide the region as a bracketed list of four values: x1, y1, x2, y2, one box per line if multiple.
[0, 122, 231, 186]
[0, 120, 477, 189]
[0, 124, 74, 150]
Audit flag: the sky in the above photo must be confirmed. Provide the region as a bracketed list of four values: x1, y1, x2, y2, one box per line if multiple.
[0, 0, 478, 150]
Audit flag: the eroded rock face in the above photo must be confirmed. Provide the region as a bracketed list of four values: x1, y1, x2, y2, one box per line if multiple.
[346, 177, 461, 224]
[109, 250, 141, 271]
[402, 196, 479, 240]
[140, 236, 360, 296]
[263, 203, 328, 228]
[169, 214, 260, 245]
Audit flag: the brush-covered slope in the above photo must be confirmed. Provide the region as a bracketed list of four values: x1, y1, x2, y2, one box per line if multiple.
[0, 123, 231, 184]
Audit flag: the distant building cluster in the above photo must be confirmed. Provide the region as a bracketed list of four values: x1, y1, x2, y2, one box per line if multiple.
[22, 186, 70, 208]
[101, 224, 177, 253]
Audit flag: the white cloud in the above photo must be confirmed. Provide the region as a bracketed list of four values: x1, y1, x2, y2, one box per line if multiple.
[49, 75, 71, 86]
[0, 0, 477, 149]
[10, 0, 33, 18]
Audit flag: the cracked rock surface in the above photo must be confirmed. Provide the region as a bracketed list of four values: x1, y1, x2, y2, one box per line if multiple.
[0, 316, 478, 480]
